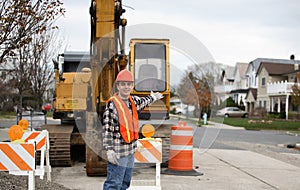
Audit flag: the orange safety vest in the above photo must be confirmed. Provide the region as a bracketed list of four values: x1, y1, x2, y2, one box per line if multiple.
[109, 95, 139, 143]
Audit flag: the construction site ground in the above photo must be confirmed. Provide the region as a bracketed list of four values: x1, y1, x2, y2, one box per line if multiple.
[1, 118, 300, 190]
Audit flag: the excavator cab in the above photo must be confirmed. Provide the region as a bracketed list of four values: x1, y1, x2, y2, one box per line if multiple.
[129, 39, 170, 120]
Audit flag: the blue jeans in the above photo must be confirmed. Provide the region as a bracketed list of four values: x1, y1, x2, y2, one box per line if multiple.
[103, 154, 135, 190]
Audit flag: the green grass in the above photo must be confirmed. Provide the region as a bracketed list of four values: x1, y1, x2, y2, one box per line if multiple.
[220, 118, 300, 131]
[289, 131, 300, 135]
[0, 111, 16, 119]
[173, 115, 299, 131]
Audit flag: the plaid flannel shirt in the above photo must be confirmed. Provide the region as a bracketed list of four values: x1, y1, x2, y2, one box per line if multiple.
[103, 95, 154, 157]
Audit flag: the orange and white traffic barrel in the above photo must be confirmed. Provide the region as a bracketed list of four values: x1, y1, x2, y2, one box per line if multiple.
[168, 121, 193, 171]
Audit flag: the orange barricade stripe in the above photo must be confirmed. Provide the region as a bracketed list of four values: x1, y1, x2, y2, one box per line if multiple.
[21, 144, 35, 158]
[25, 132, 39, 142]
[36, 137, 46, 150]
[0, 162, 8, 171]
[139, 140, 161, 162]
[23, 131, 46, 150]
[1, 144, 33, 171]
[134, 151, 149, 162]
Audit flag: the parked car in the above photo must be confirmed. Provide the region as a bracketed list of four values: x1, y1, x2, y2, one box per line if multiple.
[216, 107, 248, 118]
[170, 98, 195, 115]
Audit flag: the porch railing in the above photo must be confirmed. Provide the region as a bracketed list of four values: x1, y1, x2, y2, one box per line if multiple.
[267, 81, 300, 95]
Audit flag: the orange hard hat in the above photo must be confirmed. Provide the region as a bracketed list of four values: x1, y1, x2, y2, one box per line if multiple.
[8, 125, 24, 141]
[116, 69, 133, 82]
[18, 119, 29, 130]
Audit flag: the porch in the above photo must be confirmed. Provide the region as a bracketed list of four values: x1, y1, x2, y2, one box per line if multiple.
[267, 81, 300, 120]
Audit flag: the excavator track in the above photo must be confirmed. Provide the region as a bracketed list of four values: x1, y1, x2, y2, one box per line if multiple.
[42, 124, 74, 166]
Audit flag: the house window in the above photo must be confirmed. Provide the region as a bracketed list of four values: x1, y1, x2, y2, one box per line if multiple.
[263, 101, 266, 108]
[292, 104, 298, 112]
[259, 101, 262, 107]
[261, 77, 266, 87]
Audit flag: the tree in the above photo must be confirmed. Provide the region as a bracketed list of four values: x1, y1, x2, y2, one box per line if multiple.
[0, 70, 16, 111]
[6, 28, 64, 111]
[176, 71, 197, 118]
[0, 0, 65, 63]
[222, 97, 237, 107]
[188, 72, 212, 118]
[176, 70, 212, 121]
[29, 30, 62, 110]
[291, 73, 300, 108]
[7, 47, 33, 112]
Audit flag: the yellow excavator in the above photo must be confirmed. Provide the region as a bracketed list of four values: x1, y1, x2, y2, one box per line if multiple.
[43, 0, 171, 176]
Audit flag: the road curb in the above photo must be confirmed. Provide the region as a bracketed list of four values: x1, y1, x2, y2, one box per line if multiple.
[286, 143, 300, 150]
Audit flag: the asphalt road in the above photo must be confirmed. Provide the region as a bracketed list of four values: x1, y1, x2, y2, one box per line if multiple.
[194, 124, 300, 150]
[0, 117, 60, 128]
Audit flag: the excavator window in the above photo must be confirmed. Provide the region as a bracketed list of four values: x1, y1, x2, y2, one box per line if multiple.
[133, 43, 166, 92]
[62, 52, 90, 72]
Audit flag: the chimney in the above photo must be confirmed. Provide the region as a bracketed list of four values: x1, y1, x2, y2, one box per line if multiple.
[290, 54, 299, 70]
[290, 54, 295, 60]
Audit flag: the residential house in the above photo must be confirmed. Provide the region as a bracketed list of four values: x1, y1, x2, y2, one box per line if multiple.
[214, 57, 300, 119]
[214, 62, 249, 107]
[230, 62, 248, 107]
[213, 66, 235, 105]
[245, 57, 300, 118]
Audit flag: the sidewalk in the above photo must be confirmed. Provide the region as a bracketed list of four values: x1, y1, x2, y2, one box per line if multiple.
[204, 120, 245, 130]
[53, 148, 300, 190]
[172, 114, 245, 130]
[0, 128, 9, 142]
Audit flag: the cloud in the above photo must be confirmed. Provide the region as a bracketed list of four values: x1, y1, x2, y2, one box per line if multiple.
[56, 0, 300, 65]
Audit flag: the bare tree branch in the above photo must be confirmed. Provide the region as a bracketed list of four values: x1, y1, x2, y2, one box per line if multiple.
[0, 0, 65, 63]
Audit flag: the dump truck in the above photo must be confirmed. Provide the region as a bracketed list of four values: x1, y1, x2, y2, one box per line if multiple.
[43, 0, 172, 176]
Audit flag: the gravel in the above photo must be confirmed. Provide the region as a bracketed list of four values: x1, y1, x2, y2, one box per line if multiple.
[0, 169, 70, 190]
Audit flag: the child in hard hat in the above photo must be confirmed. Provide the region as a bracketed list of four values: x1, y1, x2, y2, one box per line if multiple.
[102, 69, 163, 190]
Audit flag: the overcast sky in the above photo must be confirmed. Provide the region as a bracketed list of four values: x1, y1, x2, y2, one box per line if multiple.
[57, 0, 300, 67]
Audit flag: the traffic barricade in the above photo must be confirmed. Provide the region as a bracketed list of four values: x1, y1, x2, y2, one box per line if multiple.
[21, 130, 51, 181]
[129, 138, 162, 190]
[0, 140, 36, 190]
